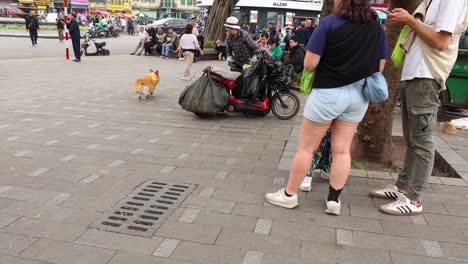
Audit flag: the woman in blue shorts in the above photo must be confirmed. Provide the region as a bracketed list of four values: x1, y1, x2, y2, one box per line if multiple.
[266, 0, 387, 215]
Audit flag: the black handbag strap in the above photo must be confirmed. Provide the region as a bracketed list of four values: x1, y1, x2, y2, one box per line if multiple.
[426, 0, 433, 12]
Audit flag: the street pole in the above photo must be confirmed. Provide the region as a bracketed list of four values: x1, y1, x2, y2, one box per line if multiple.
[64, 0, 70, 60]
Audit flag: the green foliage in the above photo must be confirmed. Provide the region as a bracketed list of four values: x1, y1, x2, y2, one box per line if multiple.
[204, 40, 215, 49]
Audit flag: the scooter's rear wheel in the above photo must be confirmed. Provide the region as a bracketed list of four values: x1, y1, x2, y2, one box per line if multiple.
[270, 92, 300, 120]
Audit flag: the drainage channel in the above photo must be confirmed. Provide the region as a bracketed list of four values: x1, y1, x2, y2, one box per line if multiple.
[93, 181, 195, 237]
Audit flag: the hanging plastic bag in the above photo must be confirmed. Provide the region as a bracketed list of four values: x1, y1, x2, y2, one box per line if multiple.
[300, 70, 316, 94]
[391, 25, 410, 67]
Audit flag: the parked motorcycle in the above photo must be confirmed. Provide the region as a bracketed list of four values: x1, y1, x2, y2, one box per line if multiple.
[197, 64, 300, 120]
[80, 36, 110, 56]
[107, 25, 120, 38]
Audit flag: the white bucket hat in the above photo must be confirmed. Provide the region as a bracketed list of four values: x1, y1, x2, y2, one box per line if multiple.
[224, 16, 241, 30]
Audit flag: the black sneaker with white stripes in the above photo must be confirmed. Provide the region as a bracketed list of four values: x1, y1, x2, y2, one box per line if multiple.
[369, 184, 406, 199]
[380, 197, 423, 216]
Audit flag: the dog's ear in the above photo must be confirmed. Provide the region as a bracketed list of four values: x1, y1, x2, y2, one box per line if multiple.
[149, 69, 154, 73]
[155, 70, 159, 76]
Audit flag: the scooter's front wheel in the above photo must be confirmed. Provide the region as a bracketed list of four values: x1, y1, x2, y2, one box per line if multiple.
[270, 92, 300, 120]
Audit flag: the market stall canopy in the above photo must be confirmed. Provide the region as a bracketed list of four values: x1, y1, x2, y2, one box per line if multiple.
[135, 12, 149, 18]
[99, 10, 111, 16]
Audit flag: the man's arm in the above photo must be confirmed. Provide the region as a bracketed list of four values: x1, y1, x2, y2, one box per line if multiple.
[226, 37, 233, 57]
[244, 34, 257, 53]
[388, 8, 452, 52]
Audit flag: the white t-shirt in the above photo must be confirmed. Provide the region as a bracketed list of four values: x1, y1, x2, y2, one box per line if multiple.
[192, 26, 199, 36]
[402, 0, 467, 81]
[180, 34, 199, 50]
[138, 31, 148, 41]
[121, 19, 126, 26]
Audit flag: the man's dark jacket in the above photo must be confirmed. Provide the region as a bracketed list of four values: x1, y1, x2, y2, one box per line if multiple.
[295, 27, 309, 46]
[285, 45, 306, 74]
[25, 15, 39, 30]
[67, 19, 81, 39]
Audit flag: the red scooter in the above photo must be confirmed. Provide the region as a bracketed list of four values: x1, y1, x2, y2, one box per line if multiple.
[202, 66, 300, 120]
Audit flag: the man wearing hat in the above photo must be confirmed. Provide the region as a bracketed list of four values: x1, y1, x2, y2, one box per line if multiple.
[225, 16, 257, 67]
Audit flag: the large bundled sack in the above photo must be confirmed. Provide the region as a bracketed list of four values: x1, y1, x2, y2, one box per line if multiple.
[179, 68, 230, 114]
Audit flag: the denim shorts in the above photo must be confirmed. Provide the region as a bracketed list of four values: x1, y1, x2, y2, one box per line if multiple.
[303, 79, 369, 123]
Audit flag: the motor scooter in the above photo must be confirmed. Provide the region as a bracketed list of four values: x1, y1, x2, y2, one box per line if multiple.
[194, 59, 300, 120]
[80, 36, 110, 56]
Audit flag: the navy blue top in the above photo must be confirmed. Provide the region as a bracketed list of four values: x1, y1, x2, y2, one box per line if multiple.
[304, 14, 388, 88]
[306, 15, 388, 60]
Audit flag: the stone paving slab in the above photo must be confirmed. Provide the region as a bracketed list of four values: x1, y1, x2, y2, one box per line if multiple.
[1, 56, 468, 264]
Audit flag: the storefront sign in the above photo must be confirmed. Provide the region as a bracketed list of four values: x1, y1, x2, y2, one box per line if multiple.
[71, 0, 87, 5]
[107, 0, 131, 11]
[89, 0, 106, 9]
[285, 12, 294, 25]
[250, 10, 258, 24]
[34, 0, 52, 7]
[196, 0, 322, 12]
[272, 1, 286, 7]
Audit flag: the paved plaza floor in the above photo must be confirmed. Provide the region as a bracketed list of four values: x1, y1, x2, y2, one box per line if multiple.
[1, 54, 468, 264]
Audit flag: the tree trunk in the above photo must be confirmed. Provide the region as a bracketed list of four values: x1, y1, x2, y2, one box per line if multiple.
[203, 0, 239, 41]
[320, 0, 335, 17]
[353, 0, 423, 164]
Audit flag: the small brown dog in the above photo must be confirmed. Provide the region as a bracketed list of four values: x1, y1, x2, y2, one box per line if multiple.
[133, 69, 160, 100]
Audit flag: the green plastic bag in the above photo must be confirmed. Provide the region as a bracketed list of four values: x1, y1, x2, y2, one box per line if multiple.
[391, 25, 410, 67]
[300, 70, 316, 94]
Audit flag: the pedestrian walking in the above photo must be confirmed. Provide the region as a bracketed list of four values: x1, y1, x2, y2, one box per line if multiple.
[121, 18, 127, 35]
[25, 10, 39, 46]
[56, 14, 65, 42]
[176, 24, 204, 81]
[67, 13, 81, 62]
[265, 0, 388, 216]
[371, 0, 468, 216]
[191, 17, 199, 36]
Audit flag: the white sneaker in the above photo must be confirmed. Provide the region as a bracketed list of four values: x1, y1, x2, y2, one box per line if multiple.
[265, 188, 298, 209]
[320, 170, 330, 180]
[325, 199, 341, 216]
[380, 197, 423, 216]
[299, 177, 312, 192]
[369, 184, 406, 199]
[181, 76, 192, 81]
[178, 58, 185, 61]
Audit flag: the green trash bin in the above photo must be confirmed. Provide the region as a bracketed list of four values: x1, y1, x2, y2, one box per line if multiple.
[441, 49, 468, 114]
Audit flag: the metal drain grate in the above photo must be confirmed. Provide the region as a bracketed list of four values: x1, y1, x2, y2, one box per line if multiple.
[93, 181, 195, 237]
